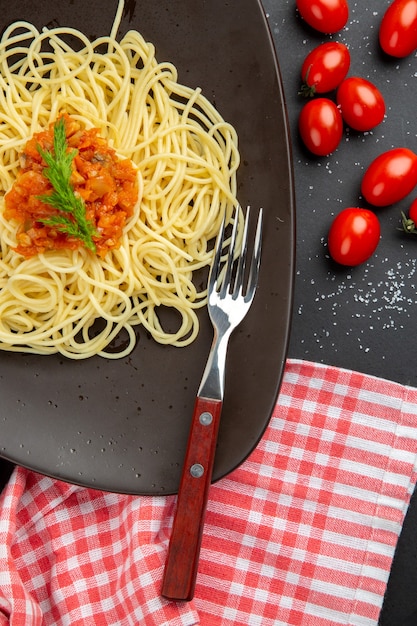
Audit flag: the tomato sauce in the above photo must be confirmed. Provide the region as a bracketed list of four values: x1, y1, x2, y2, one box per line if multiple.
[4, 114, 139, 257]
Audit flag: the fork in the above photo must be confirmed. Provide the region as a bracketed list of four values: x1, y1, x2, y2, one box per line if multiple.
[161, 205, 263, 601]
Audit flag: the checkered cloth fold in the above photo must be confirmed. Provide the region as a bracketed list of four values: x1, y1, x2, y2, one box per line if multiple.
[1, 358, 417, 625]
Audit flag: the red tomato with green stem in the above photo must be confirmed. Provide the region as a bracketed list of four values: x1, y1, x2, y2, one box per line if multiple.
[296, 0, 349, 33]
[400, 197, 417, 234]
[379, 0, 417, 58]
[328, 208, 381, 266]
[299, 98, 343, 156]
[361, 148, 417, 206]
[336, 77, 385, 132]
[300, 42, 351, 97]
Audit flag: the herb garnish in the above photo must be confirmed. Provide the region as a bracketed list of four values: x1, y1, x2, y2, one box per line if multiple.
[37, 117, 98, 252]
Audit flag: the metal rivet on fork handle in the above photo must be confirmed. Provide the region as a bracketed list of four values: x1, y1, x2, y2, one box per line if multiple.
[199, 412, 213, 426]
[190, 463, 204, 478]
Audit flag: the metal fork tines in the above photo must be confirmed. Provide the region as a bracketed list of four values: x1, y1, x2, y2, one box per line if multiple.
[199, 206, 263, 401]
[161, 206, 263, 602]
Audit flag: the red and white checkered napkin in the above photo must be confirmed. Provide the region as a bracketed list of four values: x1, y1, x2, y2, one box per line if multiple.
[1, 358, 417, 626]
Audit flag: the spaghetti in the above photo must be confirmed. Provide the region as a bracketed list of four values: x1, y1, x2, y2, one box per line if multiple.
[0, 0, 239, 359]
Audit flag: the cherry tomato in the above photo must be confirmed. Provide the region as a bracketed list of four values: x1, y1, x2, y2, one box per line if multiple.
[361, 148, 417, 206]
[328, 208, 380, 266]
[409, 197, 417, 222]
[300, 42, 351, 97]
[401, 197, 417, 234]
[299, 98, 343, 156]
[296, 0, 349, 33]
[379, 0, 417, 58]
[336, 77, 385, 132]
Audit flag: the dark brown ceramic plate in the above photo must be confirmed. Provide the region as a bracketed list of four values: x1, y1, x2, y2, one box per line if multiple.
[0, 0, 295, 495]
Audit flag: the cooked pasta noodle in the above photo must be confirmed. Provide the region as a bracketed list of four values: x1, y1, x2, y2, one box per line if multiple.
[0, 0, 239, 359]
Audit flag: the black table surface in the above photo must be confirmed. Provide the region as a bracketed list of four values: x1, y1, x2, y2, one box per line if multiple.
[0, 0, 416, 623]
[261, 0, 417, 624]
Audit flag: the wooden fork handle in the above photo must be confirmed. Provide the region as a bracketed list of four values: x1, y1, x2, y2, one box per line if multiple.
[161, 395, 223, 601]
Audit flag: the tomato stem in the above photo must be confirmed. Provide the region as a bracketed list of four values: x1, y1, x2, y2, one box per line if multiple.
[400, 210, 417, 235]
[299, 83, 317, 98]
[298, 66, 317, 98]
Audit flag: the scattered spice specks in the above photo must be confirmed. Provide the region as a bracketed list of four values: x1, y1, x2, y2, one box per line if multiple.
[296, 258, 417, 354]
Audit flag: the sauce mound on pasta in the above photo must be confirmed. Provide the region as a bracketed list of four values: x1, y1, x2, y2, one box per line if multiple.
[5, 114, 139, 258]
